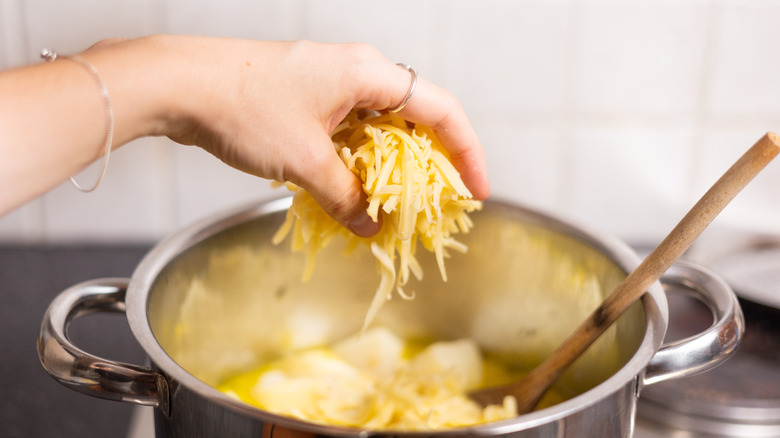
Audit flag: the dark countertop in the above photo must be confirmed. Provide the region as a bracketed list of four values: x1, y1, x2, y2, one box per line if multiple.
[0, 245, 152, 438]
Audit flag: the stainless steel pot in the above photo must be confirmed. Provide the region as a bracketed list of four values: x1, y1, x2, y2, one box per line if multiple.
[38, 198, 743, 437]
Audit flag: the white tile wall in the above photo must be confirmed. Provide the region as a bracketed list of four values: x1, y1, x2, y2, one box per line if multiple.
[443, 0, 571, 117]
[477, 124, 562, 213]
[170, 145, 280, 227]
[572, 0, 710, 115]
[0, 203, 45, 242]
[22, 0, 163, 60]
[707, 0, 780, 115]
[562, 125, 697, 243]
[1, 0, 778, 246]
[40, 138, 174, 243]
[163, 0, 302, 40]
[0, 0, 26, 67]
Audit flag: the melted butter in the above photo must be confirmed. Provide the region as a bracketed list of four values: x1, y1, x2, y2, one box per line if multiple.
[217, 331, 568, 430]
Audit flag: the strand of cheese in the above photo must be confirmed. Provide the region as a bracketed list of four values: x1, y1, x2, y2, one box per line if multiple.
[273, 109, 482, 330]
[218, 328, 519, 430]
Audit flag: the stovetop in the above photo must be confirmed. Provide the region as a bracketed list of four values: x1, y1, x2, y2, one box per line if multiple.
[0, 245, 150, 438]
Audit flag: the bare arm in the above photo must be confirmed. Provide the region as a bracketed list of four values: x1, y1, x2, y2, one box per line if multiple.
[0, 35, 490, 236]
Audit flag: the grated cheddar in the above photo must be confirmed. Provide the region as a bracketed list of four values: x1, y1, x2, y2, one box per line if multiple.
[272, 109, 482, 330]
[218, 328, 521, 430]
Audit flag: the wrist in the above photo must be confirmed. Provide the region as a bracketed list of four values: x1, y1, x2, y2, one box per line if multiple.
[79, 35, 194, 147]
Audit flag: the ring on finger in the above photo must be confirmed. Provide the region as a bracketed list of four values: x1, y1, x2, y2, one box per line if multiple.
[388, 63, 418, 113]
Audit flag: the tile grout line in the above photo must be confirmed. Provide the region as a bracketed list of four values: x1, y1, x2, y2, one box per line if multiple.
[687, 0, 722, 207]
[553, 0, 584, 215]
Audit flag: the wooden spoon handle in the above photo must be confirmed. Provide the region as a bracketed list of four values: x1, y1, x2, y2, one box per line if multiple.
[601, 132, 780, 327]
[507, 132, 780, 413]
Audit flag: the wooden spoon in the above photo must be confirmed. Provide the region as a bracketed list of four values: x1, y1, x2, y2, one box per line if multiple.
[469, 132, 780, 413]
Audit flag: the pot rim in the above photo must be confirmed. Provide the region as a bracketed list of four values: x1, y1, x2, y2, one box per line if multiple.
[126, 196, 669, 436]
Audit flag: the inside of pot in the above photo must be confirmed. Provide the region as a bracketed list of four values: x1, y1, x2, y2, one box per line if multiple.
[147, 202, 646, 410]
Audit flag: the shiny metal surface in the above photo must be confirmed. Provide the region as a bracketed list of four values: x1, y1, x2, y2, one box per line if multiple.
[642, 262, 744, 387]
[37, 278, 169, 415]
[637, 286, 780, 437]
[132, 198, 657, 437]
[38, 198, 743, 437]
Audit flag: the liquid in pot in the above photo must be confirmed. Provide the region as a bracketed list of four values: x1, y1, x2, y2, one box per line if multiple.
[146, 204, 646, 432]
[216, 327, 570, 431]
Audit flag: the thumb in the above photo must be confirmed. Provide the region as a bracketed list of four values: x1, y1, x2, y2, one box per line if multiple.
[287, 133, 381, 238]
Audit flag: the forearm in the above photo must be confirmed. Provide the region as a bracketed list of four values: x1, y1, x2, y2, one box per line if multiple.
[0, 36, 182, 214]
[0, 35, 488, 233]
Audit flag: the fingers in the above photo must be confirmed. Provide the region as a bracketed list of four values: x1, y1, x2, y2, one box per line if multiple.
[398, 79, 490, 200]
[285, 130, 382, 238]
[353, 58, 490, 201]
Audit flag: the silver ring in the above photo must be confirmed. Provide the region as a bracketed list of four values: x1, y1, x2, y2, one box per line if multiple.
[41, 48, 58, 61]
[389, 63, 417, 113]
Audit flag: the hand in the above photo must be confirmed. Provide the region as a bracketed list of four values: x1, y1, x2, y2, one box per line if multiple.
[0, 36, 489, 234]
[124, 36, 489, 236]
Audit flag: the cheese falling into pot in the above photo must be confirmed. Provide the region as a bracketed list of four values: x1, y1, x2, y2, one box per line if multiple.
[272, 109, 482, 330]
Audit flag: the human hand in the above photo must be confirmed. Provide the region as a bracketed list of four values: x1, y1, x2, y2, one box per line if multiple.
[88, 36, 490, 236]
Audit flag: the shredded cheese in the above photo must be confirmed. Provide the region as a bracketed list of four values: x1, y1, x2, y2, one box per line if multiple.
[217, 328, 520, 430]
[273, 109, 482, 330]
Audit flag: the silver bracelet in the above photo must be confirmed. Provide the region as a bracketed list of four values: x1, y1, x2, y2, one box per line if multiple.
[41, 48, 115, 193]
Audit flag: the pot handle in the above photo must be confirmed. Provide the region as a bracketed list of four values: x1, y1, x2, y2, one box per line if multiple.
[38, 278, 170, 415]
[642, 261, 744, 387]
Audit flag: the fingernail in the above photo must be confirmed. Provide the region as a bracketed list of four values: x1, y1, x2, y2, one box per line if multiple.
[348, 212, 380, 237]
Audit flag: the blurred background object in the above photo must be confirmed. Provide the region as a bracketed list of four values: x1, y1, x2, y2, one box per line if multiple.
[1, 0, 779, 437]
